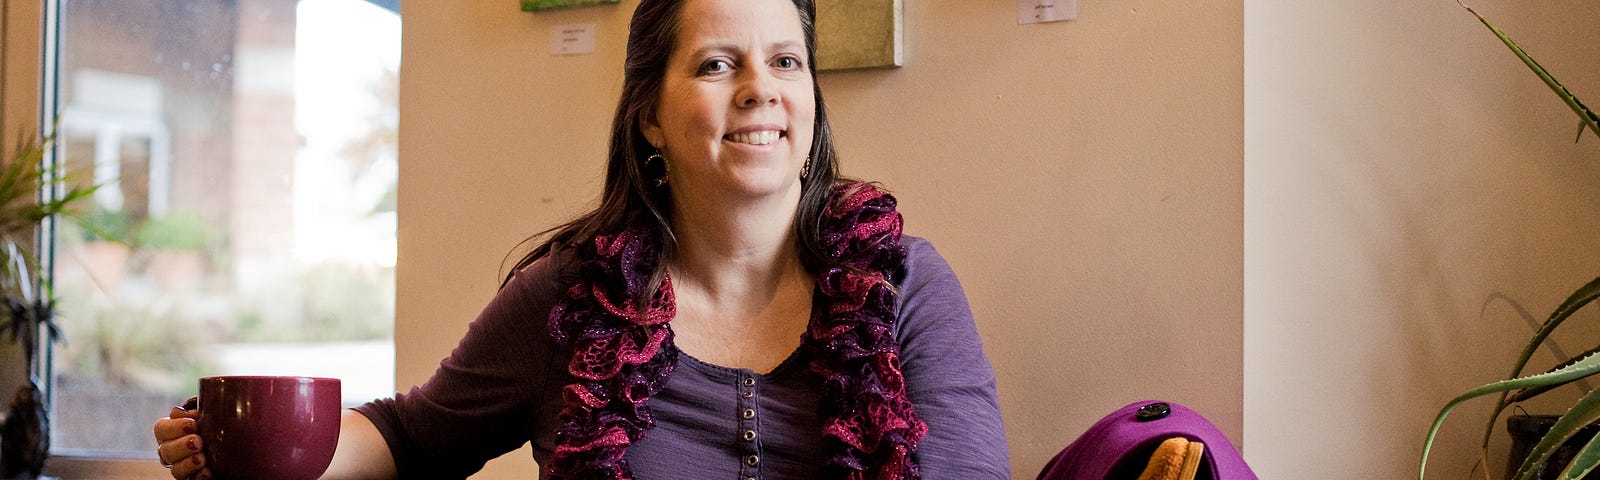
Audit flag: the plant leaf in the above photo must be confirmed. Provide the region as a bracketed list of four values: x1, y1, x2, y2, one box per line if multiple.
[1423, 351, 1600, 479]
[1509, 342, 1600, 404]
[1555, 432, 1600, 480]
[1514, 385, 1600, 480]
[1480, 276, 1600, 448]
[1460, 2, 1600, 141]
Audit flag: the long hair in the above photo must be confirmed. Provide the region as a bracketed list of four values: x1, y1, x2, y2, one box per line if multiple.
[504, 0, 841, 289]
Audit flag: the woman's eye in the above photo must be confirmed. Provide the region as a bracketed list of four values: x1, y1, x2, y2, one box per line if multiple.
[775, 56, 802, 70]
[700, 59, 731, 74]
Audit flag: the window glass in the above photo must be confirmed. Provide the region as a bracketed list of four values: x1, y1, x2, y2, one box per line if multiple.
[50, 0, 399, 456]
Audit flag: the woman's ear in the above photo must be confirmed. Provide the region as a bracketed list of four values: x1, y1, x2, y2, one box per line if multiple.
[641, 107, 664, 149]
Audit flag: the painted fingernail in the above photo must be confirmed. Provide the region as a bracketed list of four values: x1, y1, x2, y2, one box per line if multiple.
[198, 472, 211, 480]
[192, 454, 204, 466]
[187, 438, 198, 451]
[184, 422, 195, 434]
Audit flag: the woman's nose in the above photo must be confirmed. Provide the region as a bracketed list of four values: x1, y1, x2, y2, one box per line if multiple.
[737, 69, 780, 108]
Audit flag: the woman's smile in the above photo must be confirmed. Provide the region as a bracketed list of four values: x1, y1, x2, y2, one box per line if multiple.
[641, 0, 816, 199]
[724, 129, 783, 146]
[723, 124, 787, 154]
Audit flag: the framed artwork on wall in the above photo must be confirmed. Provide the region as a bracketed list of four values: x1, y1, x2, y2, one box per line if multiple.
[521, 0, 620, 12]
[816, 0, 903, 71]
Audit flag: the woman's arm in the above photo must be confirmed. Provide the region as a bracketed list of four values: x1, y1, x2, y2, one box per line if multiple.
[321, 410, 398, 480]
[349, 253, 569, 478]
[896, 237, 1011, 479]
[155, 256, 569, 479]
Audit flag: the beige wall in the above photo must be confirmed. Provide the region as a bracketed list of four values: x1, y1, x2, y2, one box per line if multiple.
[399, 1, 1241, 478]
[4, 0, 1595, 477]
[1245, 1, 1600, 478]
[0, 0, 43, 402]
[0, 0, 42, 142]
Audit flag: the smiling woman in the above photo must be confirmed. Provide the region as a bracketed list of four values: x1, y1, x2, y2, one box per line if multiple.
[346, 1, 1004, 478]
[145, 0, 1008, 479]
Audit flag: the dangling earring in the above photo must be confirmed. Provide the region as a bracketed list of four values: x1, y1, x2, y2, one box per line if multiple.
[647, 151, 669, 187]
[800, 156, 812, 180]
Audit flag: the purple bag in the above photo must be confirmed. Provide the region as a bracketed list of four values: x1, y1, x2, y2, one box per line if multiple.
[1036, 400, 1258, 480]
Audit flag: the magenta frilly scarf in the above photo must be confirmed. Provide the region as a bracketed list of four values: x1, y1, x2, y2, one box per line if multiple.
[544, 182, 927, 479]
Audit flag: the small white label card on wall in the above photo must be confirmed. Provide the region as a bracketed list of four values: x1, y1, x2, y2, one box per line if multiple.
[1019, 0, 1075, 24]
[551, 23, 597, 55]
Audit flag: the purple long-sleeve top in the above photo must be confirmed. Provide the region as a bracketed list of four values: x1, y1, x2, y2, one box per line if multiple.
[355, 236, 1009, 479]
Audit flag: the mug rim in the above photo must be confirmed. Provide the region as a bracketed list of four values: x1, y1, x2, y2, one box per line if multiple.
[200, 375, 341, 382]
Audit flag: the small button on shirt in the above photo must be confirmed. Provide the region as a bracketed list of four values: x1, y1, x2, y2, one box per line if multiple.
[626, 354, 822, 479]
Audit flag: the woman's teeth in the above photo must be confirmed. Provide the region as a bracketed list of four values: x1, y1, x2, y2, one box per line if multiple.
[726, 130, 780, 145]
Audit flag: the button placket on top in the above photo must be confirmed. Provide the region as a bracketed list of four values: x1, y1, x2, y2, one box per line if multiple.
[737, 373, 761, 479]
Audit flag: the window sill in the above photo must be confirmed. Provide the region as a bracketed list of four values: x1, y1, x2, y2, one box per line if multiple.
[44, 453, 172, 479]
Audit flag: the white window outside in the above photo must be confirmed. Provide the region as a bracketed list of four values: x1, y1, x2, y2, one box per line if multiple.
[47, 0, 399, 458]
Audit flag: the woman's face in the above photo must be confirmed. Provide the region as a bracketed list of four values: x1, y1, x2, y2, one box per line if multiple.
[643, 0, 816, 203]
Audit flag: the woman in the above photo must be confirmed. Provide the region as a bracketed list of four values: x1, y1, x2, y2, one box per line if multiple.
[153, 0, 1008, 478]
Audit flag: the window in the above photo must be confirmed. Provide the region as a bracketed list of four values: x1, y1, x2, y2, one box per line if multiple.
[46, 0, 399, 458]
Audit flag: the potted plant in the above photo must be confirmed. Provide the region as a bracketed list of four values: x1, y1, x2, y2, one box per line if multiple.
[57, 206, 132, 293]
[0, 131, 95, 479]
[1419, 3, 1600, 480]
[134, 211, 216, 293]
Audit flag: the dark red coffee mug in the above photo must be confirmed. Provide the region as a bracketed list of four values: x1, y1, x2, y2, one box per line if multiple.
[196, 376, 341, 480]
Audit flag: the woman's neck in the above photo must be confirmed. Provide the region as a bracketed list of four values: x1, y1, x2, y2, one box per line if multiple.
[667, 186, 805, 303]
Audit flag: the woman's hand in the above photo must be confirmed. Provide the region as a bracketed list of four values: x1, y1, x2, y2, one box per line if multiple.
[153, 399, 209, 480]
[150, 401, 394, 480]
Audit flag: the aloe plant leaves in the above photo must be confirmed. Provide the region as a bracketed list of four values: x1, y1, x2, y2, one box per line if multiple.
[1556, 433, 1600, 480]
[1512, 385, 1600, 480]
[1459, 1, 1600, 142]
[1509, 343, 1600, 405]
[1423, 351, 1600, 479]
[1422, 5, 1600, 480]
[1481, 277, 1600, 447]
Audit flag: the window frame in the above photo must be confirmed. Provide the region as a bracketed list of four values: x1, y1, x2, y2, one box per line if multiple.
[0, 0, 166, 473]
[12, 0, 402, 472]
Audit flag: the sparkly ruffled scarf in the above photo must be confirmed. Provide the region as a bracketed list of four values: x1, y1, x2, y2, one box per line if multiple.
[546, 182, 927, 479]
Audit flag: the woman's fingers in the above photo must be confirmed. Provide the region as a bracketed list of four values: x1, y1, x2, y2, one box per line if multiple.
[167, 450, 208, 480]
[173, 400, 199, 420]
[157, 434, 207, 479]
[155, 397, 207, 478]
[154, 410, 197, 442]
[156, 433, 202, 466]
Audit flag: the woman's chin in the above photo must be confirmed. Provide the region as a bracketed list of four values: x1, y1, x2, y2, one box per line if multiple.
[678, 173, 803, 204]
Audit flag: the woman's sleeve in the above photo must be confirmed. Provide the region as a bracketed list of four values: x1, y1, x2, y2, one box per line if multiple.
[352, 254, 568, 479]
[896, 237, 1011, 479]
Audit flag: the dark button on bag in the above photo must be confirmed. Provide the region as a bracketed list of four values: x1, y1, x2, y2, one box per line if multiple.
[743, 429, 756, 441]
[742, 408, 755, 419]
[1135, 402, 1171, 422]
[747, 454, 760, 466]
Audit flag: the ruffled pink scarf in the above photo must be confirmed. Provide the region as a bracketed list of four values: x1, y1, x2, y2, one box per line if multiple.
[545, 182, 926, 479]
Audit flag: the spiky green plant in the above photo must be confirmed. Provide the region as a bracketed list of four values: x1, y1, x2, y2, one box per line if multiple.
[0, 132, 96, 383]
[1418, 4, 1600, 480]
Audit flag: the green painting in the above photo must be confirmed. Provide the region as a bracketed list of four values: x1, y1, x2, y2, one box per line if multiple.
[817, 0, 902, 71]
[521, 0, 620, 12]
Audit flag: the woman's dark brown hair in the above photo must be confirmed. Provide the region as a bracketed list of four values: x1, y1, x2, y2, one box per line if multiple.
[529, 5, 927, 478]
[505, 0, 841, 288]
